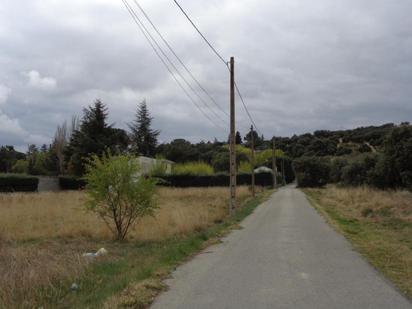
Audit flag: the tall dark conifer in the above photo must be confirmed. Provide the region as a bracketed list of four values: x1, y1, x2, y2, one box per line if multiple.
[65, 100, 129, 175]
[129, 100, 160, 157]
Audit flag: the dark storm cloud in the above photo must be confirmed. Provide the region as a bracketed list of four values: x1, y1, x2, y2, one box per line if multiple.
[0, 0, 411, 150]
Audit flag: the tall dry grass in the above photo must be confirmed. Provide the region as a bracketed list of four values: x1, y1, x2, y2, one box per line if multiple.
[310, 186, 412, 222]
[0, 187, 251, 241]
[0, 240, 87, 308]
[0, 187, 252, 308]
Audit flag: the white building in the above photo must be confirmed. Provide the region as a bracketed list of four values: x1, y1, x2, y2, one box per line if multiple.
[136, 156, 174, 175]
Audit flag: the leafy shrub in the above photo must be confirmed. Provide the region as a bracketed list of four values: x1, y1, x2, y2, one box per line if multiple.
[0, 174, 39, 192]
[238, 161, 252, 174]
[341, 154, 378, 186]
[59, 176, 86, 190]
[172, 161, 214, 176]
[84, 154, 157, 240]
[377, 125, 412, 189]
[336, 147, 352, 156]
[293, 157, 330, 187]
[11, 160, 29, 174]
[358, 143, 372, 153]
[329, 157, 348, 183]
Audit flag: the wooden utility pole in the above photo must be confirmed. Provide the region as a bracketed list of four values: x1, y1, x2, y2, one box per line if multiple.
[282, 157, 286, 185]
[250, 125, 255, 197]
[272, 137, 277, 189]
[229, 57, 236, 214]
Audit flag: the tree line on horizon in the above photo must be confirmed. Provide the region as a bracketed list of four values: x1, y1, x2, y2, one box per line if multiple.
[0, 99, 284, 177]
[0, 99, 411, 190]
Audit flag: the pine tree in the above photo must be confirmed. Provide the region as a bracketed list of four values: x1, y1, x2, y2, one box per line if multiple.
[65, 100, 129, 175]
[227, 131, 243, 144]
[129, 100, 160, 157]
[235, 131, 242, 144]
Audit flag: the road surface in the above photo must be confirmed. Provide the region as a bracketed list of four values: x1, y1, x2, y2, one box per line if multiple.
[152, 186, 411, 309]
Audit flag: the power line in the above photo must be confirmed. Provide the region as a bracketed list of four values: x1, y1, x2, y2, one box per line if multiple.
[235, 82, 261, 136]
[125, 0, 226, 126]
[132, 0, 229, 118]
[172, 0, 227, 66]
[172, 0, 262, 136]
[121, 0, 225, 130]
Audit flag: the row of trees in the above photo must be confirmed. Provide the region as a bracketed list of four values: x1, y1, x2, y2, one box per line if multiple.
[0, 100, 160, 176]
[0, 98, 279, 177]
[294, 124, 412, 190]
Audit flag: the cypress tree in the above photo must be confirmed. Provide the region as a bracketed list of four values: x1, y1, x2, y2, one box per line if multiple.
[129, 100, 160, 157]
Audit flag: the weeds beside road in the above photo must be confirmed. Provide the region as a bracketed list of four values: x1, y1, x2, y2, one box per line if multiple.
[304, 186, 412, 298]
[0, 186, 268, 308]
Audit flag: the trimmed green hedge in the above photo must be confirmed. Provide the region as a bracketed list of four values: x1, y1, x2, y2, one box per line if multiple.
[59, 172, 280, 189]
[157, 172, 276, 187]
[59, 176, 86, 190]
[0, 174, 39, 192]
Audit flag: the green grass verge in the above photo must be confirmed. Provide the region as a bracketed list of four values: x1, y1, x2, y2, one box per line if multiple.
[304, 189, 412, 299]
[57, 190, 272, 308]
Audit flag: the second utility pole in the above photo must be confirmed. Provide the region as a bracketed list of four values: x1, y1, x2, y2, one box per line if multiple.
[251, 125, 255, 197]
[272, 137, 277, 189]
[229, 57, 236, 214]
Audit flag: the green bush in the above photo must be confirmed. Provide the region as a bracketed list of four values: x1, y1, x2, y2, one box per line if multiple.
[172, 161, 214, 176]
[293, 157, 330, 187]
[84, 153, 157, 240]
[11, 159, 29, 174]
[238, 161, 252, 174]
[0, 174, 39, 192]
[329, 157, 348, 183]
[341, 154, 378, 186]
[59, 176, 86, 190]
[377, 125, 412, 189]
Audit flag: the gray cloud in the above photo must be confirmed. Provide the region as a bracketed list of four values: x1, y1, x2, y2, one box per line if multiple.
[0, 0, 411, 150]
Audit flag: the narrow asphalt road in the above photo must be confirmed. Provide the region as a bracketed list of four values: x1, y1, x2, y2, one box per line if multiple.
[152, 186, 411, 309]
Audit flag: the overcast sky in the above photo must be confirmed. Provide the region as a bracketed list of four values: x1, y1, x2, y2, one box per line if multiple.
[1, 0, 411, 151]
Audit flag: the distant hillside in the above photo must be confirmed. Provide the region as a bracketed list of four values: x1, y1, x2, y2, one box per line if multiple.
[273, 123, 408, 158]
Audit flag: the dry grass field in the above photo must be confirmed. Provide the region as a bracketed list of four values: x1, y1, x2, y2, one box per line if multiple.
[0, 187, 251, 241]
[305, 186, 412, 298]
[0, 186, 254, 308]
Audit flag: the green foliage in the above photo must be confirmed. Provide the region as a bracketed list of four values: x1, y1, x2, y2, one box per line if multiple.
[58, 176, 86, 190]
[336, 147, 352, 156]
[235, 131, 242, 144]
[306, 138, 337, 156]
[0, 174, 39, 192]
[129, 100, 160, 157]
[11, 159, 29, 174]
[211, 151, 229, 172]
[84, 153, 157, 240]
[379, 124, 412, 189]
[271, 123, 396, 159]
[358, 143, 372, 153]
[158, 139, 199, 163]
[0, 146, 25, 173]
[238, 161, 252, 174]
[329, 157, 348, 183]
[172, 162, 214, 176]
[329, 124, 412, 190]
[244, 129, 264, 148]
[65, 100, 129, 176]
[341, 154, 378, 186]
[158, 172, 274, 187]
[293, 156, 330, 187]
[23, 144, 59, 176]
